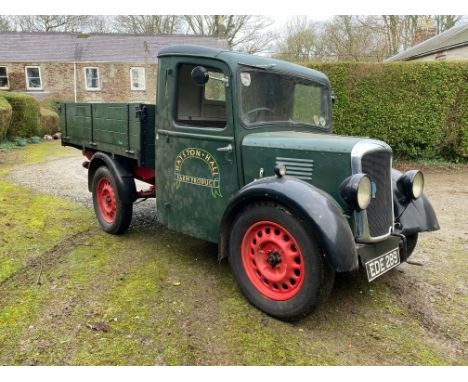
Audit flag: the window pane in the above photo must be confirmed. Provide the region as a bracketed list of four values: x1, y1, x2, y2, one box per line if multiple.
[131, 68, 145, 90]
[240, 70, 329, 128]
[205, 71, 225, 101]
[176, 64, 226, 128]
[0, 67, 6, 76]
[0, 78, 8, 88]
[293, 84, 323, 125]
[27, 67, 40, 78]
[29, 78, 41, 88]
[85, 68, 99, 89]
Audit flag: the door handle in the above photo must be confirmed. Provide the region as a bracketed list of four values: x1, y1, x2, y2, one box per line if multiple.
[217, 144, 233, 154]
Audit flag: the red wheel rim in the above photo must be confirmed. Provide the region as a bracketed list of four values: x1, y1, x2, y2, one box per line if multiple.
[96, 177, 116, 224]
[241, 221, 304, 301]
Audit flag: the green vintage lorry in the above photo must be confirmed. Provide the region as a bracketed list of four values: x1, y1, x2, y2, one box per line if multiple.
[61, 45, 439, 319]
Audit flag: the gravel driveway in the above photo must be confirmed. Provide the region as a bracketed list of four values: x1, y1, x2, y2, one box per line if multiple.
[7, 152, 158, 229]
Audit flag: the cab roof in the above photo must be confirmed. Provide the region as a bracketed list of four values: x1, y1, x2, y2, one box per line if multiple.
[158, 44, 330, 86]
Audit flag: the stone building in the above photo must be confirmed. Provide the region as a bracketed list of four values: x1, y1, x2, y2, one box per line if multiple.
[387, 23, 468, 62]
[0, 32, 226, 103]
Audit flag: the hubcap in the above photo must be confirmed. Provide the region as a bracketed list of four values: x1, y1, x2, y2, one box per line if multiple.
[241, 221, 304, 300]
[96, 177, 116, 224]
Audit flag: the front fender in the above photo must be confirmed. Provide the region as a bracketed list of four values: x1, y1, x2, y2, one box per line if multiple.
[392, 169, 440, 235]
[219, 176, 359, 272]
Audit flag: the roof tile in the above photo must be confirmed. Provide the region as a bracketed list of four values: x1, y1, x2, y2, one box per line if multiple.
[0, 32, 226, 63]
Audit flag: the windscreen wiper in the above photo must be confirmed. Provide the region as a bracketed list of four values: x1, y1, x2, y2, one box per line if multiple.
[238, 62, 276, 70]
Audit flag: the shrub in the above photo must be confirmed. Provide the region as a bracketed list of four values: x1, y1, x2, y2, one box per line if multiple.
[39, 96, 60, 114]
[0, 91, 40, 138]
[0, 96, 12, 141]
[305, 62, 468, 161]
[39, 107, 60, 135]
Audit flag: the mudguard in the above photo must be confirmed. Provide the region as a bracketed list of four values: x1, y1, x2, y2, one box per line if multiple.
[88, 152, 137, 204]
[392, 169, 440, 235]
[219, 176, 359, 272]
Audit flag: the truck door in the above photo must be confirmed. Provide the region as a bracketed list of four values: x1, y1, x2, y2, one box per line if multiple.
[156, 59, 239, 243]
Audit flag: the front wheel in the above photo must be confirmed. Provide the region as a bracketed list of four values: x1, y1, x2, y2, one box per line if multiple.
[228, 203, 334, 320]
[92, 166, 133, 235]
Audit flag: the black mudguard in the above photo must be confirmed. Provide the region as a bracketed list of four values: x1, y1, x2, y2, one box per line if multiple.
[392, 170, 440, 236]
[88, 152, 137, 204]
[219, 176, 359, 272]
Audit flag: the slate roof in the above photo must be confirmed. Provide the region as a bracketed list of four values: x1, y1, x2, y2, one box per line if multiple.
[386, 23, 468, 61]
[0, 32, 226, 63]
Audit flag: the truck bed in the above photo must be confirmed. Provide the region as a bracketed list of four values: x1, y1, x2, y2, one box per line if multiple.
[60, 103, 156, 169]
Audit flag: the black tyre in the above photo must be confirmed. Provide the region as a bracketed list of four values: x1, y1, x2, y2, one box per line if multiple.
[228, 202, 335, 320]
[91, 166, 133, 235]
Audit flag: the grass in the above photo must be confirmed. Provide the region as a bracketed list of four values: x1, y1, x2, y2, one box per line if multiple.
[0, 142, 466, 365]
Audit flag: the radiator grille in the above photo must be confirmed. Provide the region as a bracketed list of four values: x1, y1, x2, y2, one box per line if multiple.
[361, 151, 393, 237]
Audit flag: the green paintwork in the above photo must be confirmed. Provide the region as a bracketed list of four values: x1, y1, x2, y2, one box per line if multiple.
[154, 56, 239, 243]
[63, 46, 375, 244]
[241, 131, 362, 209]
[61, 103, 156, 168]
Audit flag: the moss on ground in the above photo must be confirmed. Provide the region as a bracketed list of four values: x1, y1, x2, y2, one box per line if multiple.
[0, 142, 466, 365]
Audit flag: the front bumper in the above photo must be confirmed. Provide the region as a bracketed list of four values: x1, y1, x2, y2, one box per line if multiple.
[356, 233, 411, 269]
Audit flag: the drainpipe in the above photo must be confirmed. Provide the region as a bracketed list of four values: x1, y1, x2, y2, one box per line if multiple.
[73, 61, 77, 103]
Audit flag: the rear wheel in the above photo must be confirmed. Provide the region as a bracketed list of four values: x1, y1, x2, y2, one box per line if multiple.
[92, 166, 133, 235]
[229, 203, 334, 320]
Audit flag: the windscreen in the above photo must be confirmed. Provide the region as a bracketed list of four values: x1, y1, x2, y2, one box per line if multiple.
[239, 70, 330, 129]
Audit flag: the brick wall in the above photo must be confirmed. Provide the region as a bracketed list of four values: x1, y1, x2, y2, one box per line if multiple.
[0, 61, 157, 104]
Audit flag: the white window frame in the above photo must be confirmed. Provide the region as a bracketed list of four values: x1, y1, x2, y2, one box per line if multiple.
[130, 67, 146, 91]
[25, 66, 42, 90]
[84, 67, 101, 91]
[0, 66, 9, 89]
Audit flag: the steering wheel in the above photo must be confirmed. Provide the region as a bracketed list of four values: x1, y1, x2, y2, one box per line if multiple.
[245, 107, 274, 123]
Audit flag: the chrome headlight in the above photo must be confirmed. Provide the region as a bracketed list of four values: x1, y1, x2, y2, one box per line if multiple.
[340, 174, 372, 211]
[397, 170, 424, 200]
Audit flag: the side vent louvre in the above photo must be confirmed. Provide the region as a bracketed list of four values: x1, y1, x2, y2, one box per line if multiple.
[275, 157, 314, 181]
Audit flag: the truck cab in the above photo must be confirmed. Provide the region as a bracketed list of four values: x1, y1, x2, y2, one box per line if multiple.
[61, 45, 439, 320]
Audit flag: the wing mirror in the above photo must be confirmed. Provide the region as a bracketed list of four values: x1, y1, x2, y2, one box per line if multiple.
[191, 66, 210, 86]
[191, 66, 229, 87]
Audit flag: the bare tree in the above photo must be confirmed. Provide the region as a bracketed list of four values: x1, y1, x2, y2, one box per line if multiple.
[433, 15, 463, 33]
[0, 16, 12, 32]
[113, 15, 182, 34]
[183, 15, 273, 53]
[275, 16, 318, 61]
[85, 16, 115, 34]
[319, 16, 387, 61]
[13, 15, 91, 32]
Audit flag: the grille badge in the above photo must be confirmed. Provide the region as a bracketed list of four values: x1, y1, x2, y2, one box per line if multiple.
[371, 181, 377, 199]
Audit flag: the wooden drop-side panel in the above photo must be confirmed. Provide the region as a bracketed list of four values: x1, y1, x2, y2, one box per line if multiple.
[93, 104, 128, 148]
[64, 103, 92, 145]
[61, 103, 156, 169]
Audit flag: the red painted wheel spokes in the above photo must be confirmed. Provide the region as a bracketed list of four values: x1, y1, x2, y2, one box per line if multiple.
[241, 221, 304, 300]
[96, 178, 117, 224]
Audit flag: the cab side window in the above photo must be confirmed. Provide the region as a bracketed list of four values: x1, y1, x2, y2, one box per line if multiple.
[176, 64, 227, 128]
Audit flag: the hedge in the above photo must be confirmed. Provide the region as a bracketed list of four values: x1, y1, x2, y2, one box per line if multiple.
[305, 62, 468, 161]
[0, 91, 40, 138]
[39, 107, 60, 135]
[0, 96, 12, 141]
